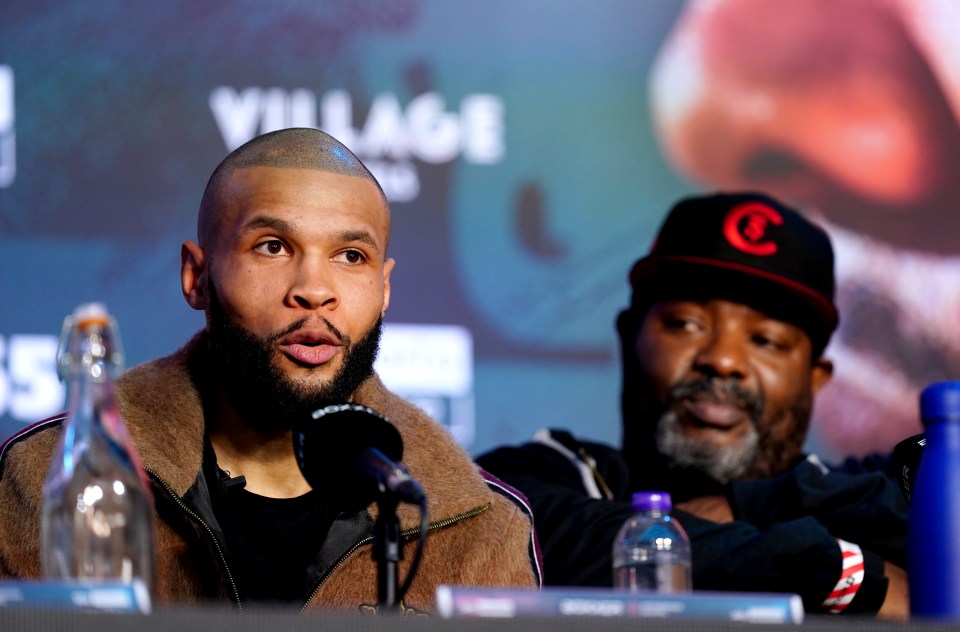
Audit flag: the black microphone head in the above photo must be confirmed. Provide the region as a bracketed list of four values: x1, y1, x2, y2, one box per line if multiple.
[294, 404, 404, 510]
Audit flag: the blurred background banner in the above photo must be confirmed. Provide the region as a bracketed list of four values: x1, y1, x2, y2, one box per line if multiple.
[2, 0, 954, 461]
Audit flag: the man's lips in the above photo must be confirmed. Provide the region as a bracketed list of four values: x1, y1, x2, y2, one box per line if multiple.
[681, 398, 750, 430]
[278, 330, 341, 367]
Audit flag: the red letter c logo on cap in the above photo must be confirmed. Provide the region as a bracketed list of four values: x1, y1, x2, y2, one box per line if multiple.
[723, 203, 783, 256]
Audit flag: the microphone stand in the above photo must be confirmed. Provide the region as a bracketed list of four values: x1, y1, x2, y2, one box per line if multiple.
[372, 491, 402, 612]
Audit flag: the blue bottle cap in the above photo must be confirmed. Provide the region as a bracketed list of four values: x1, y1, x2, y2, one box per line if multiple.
[631, 491, 672, 512]
[920, 381, 960, 425]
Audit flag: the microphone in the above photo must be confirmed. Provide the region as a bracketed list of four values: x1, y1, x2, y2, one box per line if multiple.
[355, 446, 426, 505]
[215, 465, 247, 494]
[294, 404, 425, 510]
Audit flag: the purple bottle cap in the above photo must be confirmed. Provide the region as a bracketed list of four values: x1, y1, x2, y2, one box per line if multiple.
[631, 491, 672, 512]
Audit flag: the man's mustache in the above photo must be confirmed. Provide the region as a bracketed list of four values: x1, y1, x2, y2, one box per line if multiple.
[668, 376, 763, 422]
[269, 315, 347, 345]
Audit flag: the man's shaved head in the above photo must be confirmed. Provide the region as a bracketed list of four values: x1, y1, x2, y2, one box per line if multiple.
[197, 127, 389, 247]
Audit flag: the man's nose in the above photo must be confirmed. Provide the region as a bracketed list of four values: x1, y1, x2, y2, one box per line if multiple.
[692, 327, 748, 380]
[286, 259, 338, 310]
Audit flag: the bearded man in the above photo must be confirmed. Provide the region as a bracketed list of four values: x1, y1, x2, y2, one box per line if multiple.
[478, 191, 908, 618]
[0, 128, 540, 612]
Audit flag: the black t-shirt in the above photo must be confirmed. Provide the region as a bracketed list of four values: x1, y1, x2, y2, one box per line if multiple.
[209, 473, 337, 606]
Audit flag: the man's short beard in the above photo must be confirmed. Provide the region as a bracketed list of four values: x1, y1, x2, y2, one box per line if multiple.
[654, 377, 763, 483]
[656, 409, 760, 483]
[206, 285, 382, 432]
[653, 376, 813, 482]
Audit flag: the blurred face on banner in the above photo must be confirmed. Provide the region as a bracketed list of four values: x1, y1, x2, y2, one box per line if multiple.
[649, 0, 960, 457]
[181, 166, 395, 428]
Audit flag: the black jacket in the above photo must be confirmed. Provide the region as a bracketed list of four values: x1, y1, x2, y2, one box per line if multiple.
[476, 428, 907, 614]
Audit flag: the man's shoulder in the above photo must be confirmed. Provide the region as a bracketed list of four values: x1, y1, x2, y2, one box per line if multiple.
[478, 428, 621, 466]
[115, 333, 203, 400]
[476, 428, 628, 500]
[537, 428, 623, 465]
[0, 413, 64, 454]
[0, 336, 201, 487]
[0, 413, 64, 493]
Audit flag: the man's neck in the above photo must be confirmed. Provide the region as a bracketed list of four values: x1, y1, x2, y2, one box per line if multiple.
[208, 404, 312, 499]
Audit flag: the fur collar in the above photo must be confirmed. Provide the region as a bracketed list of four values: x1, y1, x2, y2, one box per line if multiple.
[115, 331, 493, 529]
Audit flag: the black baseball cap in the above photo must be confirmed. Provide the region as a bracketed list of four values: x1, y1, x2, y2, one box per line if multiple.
[628, 191, 838, 354]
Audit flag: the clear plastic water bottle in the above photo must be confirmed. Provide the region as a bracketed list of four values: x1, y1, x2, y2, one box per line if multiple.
[40, 302, 154, 591]
[612, 491, 691, 592]
[909, 381, 960, 619]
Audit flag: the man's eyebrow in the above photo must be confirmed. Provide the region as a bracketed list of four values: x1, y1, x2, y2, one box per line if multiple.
[241, 215, 294, 234]
[336, 230, 381, 253]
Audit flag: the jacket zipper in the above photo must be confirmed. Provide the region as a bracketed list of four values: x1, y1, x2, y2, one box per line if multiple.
[299, 501, 491, 611]
[147, 468, 243, 608]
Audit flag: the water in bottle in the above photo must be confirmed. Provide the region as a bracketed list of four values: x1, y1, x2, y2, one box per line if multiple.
[40, 303, 154, 590]
[612, 491, 691, 592]
[908, 380, 960, 619]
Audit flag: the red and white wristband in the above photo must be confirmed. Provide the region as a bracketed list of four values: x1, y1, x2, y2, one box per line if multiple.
[822, 539, 865, 613]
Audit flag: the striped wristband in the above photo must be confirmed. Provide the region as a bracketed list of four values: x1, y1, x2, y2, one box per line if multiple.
[822, 539, 865, 613]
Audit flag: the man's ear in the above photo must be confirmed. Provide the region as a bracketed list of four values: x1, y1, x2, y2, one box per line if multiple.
[811, 357, 834, 396]
[381, 257, 396, 317]
[181, 241, 209, 310]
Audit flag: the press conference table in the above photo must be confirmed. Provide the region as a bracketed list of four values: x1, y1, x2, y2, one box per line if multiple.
[3, 607, 960, 632]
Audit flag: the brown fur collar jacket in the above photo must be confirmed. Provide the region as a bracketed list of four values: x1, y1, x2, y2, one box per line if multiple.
[0, 332, 541, 613]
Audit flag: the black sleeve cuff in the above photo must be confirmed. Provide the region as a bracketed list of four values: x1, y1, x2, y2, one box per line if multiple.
[841, 549, 888, 614]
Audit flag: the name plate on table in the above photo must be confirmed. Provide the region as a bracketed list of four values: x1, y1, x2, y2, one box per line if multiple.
[0, 579, 150, 613]
[436, 585, 803, 624]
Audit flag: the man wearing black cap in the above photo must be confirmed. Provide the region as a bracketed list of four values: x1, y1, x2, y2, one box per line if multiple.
[477, 191, 909, 618]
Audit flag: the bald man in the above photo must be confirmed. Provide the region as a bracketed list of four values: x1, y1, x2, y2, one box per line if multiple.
[0, 128, 540, 613]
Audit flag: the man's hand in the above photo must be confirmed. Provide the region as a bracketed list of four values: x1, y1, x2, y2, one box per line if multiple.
[877, 561, 909, 620]
[676, 495, 734, 523]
